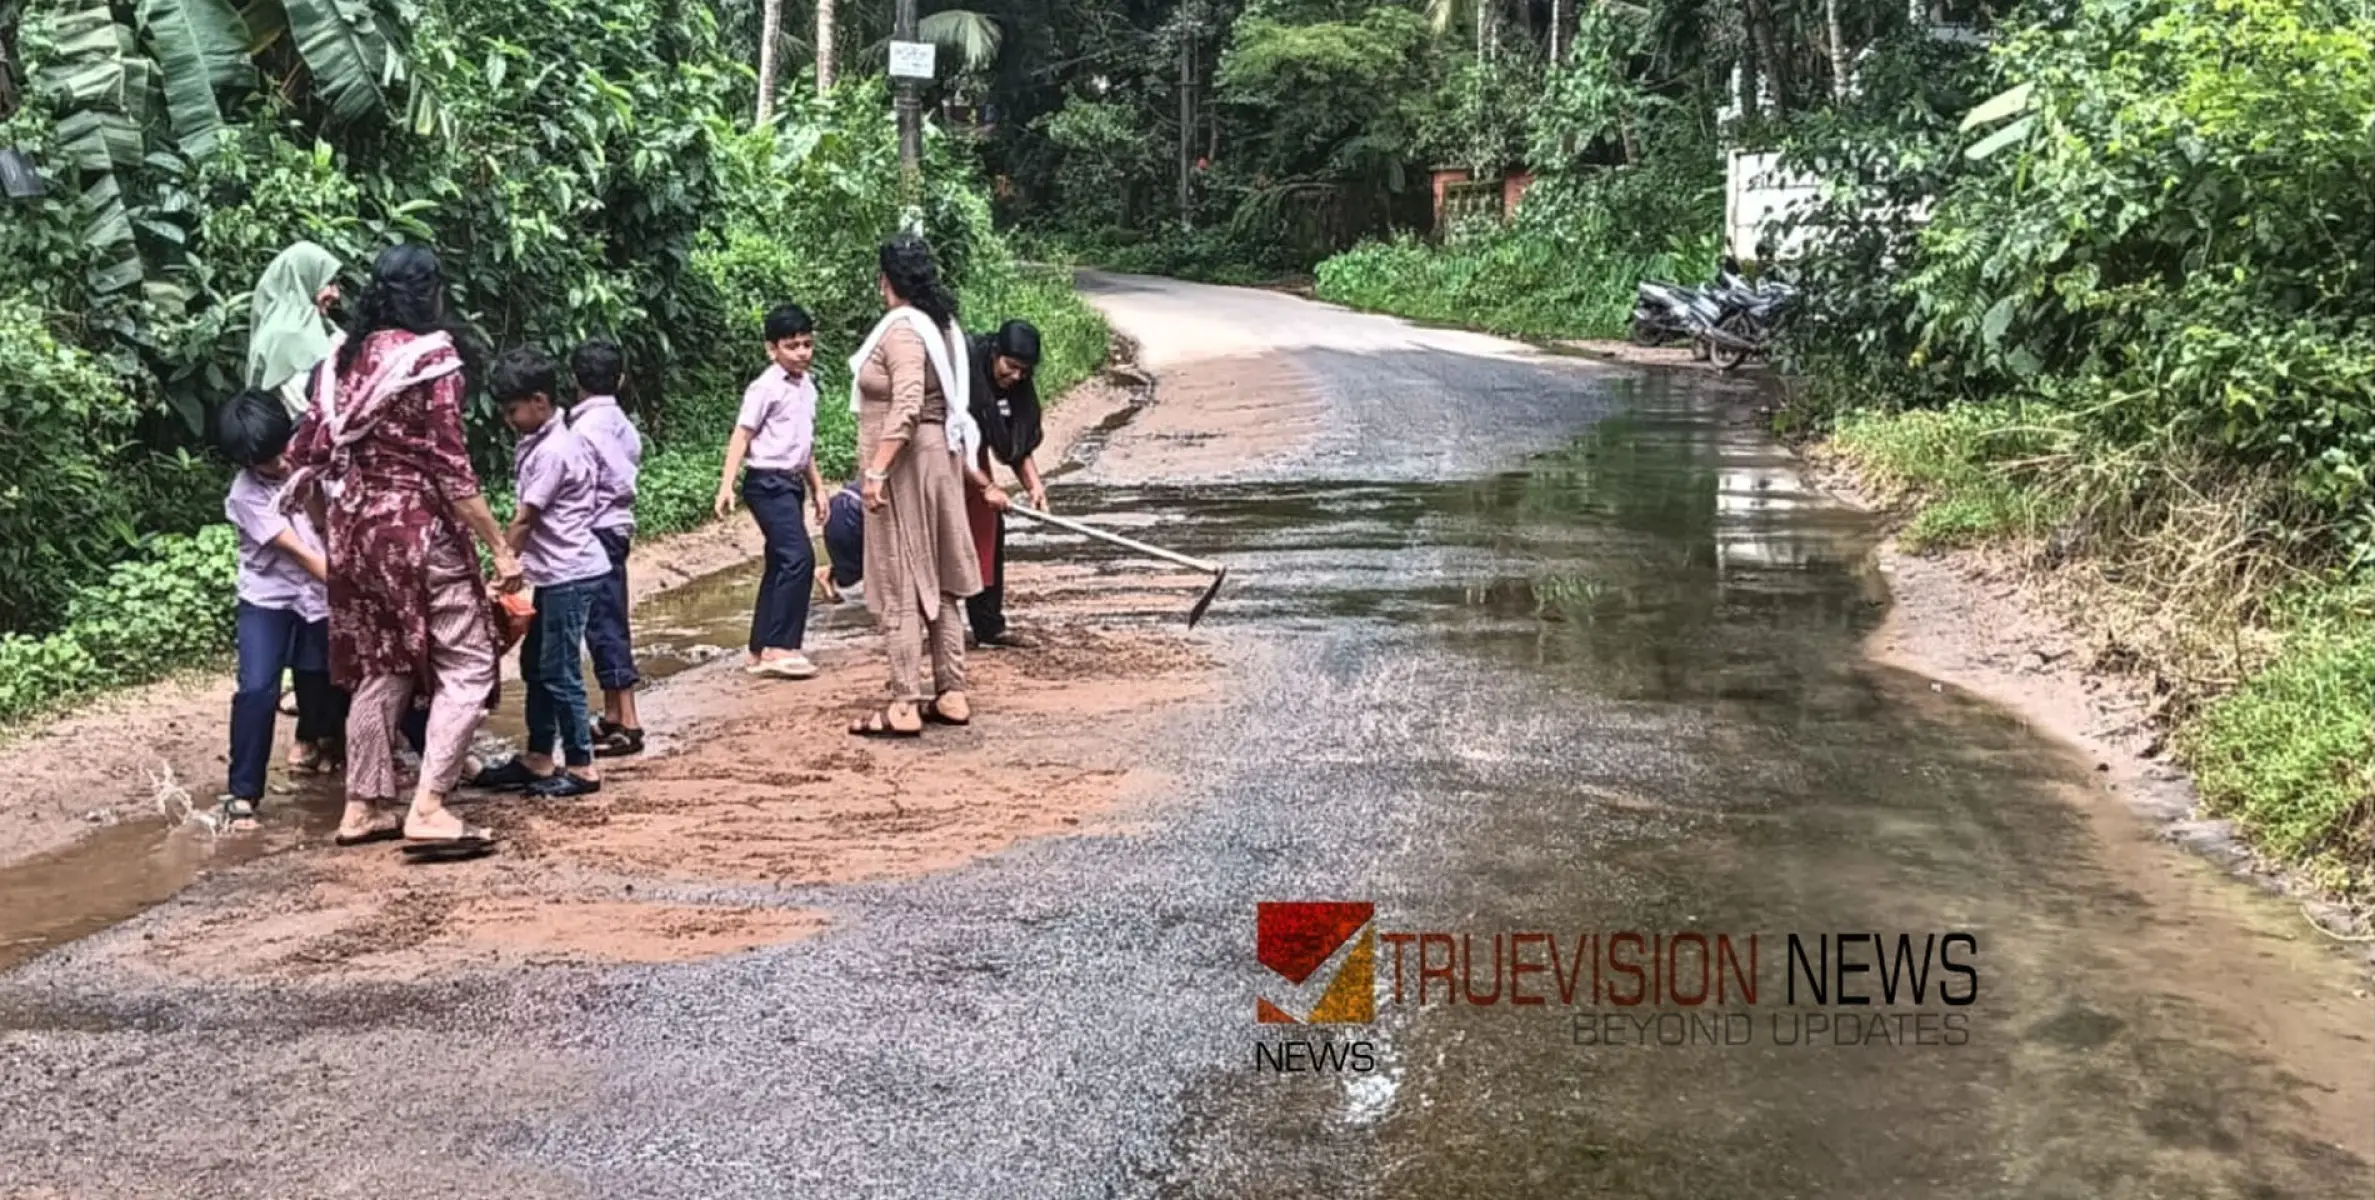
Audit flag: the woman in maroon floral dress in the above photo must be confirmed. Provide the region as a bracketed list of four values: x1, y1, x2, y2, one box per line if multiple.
[283, 244, 522, 850]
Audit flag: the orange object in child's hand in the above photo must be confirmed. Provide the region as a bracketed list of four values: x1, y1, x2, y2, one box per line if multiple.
[494, 590, 535, 652]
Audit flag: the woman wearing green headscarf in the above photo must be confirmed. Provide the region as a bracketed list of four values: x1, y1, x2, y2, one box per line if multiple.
[246, 242, 345, 418]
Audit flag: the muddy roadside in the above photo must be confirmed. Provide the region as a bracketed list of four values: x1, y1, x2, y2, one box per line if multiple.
[1803, 452, 2375, 960]
[0, 352, 1150, 875]
[0, 332, 1302, 983]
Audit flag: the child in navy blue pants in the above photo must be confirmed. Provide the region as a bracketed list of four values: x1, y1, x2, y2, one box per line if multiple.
[217, 388, 339, 829]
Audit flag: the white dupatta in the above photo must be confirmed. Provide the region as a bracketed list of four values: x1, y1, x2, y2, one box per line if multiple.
[849, 306, 981, 466]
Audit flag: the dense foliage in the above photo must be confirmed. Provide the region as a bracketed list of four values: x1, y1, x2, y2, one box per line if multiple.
[1783, 0, 2375, 889]
[0, 0, 1107, 719]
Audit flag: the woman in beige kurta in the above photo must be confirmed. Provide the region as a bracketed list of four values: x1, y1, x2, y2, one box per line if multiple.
[852, 234, 984, 737]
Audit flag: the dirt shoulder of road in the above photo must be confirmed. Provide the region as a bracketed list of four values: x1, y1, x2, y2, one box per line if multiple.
[1803, 448, 2375, 956]
[0, 363, 1150, 875]
[33, 342, 1220, 985]
[82, 619, 1212, 985]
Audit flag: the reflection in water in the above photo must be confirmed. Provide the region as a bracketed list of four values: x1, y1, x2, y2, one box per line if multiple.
[1095, 372, 2368, 1199]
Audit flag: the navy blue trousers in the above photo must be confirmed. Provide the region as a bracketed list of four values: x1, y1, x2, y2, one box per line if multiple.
[228, 602, 336, 801]
[744, 470, 813, 653]
[587, 527, 637, 691]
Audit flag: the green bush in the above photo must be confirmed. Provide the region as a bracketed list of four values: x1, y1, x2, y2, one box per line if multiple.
[0, 299, 145, 632]
[1314, 220, 1712, 342]
[2180, 581, 2375, 893]
[1790, 0, 2375, 554]
[0, 527, 237, 723]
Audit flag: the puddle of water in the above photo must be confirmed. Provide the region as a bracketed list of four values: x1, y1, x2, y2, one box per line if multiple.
[0, 776, 350, 972]
[1112, 370, 2372, 1194]
[0, 558, 874, 971]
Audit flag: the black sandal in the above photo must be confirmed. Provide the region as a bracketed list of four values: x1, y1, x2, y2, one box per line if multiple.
[221, 796, 260, 828]
[402, 824, 499, 861]
[465, 757, 544, 792]
[923, 696, 971, 727]
[592, 726, 645, 758]
[849, 708, 923, 739]
[591, 716, 625, 740]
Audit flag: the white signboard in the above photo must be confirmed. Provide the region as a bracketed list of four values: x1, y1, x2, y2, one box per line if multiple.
[888, 41, 937, 80]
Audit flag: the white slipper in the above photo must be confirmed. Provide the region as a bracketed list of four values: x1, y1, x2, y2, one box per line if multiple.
[746, 654, 818, 679]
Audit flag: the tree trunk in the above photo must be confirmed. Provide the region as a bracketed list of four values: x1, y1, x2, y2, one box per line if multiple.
[1549, 0, 1562, 64]
[1743, 0, 1789, 116]
[1825, 0, 1850, 100]
[816, 0, 837, 93]
[756, 0, 782, 123]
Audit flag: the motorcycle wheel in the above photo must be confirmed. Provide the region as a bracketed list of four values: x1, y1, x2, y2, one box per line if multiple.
[1690, 335, 1711, 361]
[1629, 316, 1664, 347]
[1715, 311, 1759, 372]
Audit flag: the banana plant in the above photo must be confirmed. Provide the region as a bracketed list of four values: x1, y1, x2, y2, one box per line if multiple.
[32, 0, 148, 297]
[134, 0, 248, 157]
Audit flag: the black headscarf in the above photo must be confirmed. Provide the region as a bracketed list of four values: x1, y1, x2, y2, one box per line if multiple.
[968, 320, 1044, 467]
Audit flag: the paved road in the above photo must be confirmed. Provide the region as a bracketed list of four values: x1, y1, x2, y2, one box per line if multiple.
[1, 275, 2367, 1198]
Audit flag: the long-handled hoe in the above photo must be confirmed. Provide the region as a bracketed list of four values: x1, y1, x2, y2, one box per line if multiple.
[1006, 502, 1228, 628]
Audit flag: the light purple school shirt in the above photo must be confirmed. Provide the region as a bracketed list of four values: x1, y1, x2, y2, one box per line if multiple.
[736, 365, 817, 472]
[224, 468, 329, 623]
[569, 394, 643, 534]
[512, 412, 613, 588]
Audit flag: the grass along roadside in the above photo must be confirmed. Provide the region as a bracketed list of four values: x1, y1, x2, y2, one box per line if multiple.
[1821, 404, 2375, 900]
[1312, 226, 1715, 342]
[0, 273, 1108, 728]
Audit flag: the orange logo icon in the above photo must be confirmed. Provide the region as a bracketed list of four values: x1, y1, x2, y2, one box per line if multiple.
[1256, 902, 1375, 1024]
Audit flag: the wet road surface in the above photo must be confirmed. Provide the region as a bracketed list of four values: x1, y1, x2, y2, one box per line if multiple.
[0, 274, 2368, 1197]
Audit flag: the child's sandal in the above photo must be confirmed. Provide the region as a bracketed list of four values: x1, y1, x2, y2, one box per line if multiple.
[592, 726, 645, 758]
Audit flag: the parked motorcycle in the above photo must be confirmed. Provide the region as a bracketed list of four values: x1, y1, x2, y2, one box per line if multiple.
[1630, 280, 1708, 354]
[1698, 274, 1797, 371]
[1633, 264, 1797, 371]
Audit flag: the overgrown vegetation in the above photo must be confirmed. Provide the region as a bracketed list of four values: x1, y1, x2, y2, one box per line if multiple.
[0, 0, 1105, 722]
[1314, 6, 1725, 336]
[992, 0, 2373, 891]
[1783, 0, 2375, 894]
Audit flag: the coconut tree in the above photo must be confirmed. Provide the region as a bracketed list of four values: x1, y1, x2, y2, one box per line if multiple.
[815, 0, 835, 92]
[757, 0, 782, 119]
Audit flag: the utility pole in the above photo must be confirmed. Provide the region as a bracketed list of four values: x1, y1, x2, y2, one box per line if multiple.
[894, 0, 921, 201]
[1177, 23, 1194, 232]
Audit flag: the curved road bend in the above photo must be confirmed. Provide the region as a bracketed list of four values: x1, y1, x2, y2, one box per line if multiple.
[0, 272, 2367, 1198]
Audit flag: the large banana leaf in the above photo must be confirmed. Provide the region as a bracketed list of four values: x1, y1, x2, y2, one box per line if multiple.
[37, 2, 131, 108]
[53, 108, 145, 169]
[136, 0, 254, 158]
[283, 0, 393, 124]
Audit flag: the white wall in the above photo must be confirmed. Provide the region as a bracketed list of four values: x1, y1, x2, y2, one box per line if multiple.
[1724, 150, 1822, 265]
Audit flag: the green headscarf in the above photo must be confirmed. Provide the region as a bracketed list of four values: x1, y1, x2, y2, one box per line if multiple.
[244, 241, 343, 395]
